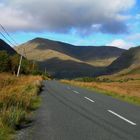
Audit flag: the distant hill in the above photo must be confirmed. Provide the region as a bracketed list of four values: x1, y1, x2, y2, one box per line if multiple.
[106, 46, 140, 74]
[16, 38, 125, 66]
[0, 39, 17, 55]
[16, 37, 125, 78]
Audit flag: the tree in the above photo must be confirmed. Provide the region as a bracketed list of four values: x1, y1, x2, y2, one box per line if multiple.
[0, 51, 44, 76]
[21, 59, 32, 74]
[0, 51, 9, 72]
[9, 54, 20, 75]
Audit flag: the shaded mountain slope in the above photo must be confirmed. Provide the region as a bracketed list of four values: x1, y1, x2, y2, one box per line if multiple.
[16, 37, 126, 78]
[39, 57, 104, 79]
[106, 46, 140, 74]
[0, 39, 17, 55]
[16, 38, 125, 66]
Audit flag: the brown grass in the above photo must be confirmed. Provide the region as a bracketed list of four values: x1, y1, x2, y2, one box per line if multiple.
[61, 74, 140, 105]
[0, 73, 42, 139]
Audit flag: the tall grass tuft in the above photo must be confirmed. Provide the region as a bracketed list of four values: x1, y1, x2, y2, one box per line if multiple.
[0, 73, 42, 139]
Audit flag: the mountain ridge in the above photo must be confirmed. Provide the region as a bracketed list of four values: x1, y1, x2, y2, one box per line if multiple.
[16, 37, 125, 65]
[16, 37, 126, 78]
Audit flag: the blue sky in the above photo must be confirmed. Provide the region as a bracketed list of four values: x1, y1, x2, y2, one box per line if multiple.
[0, 0, 140, 49]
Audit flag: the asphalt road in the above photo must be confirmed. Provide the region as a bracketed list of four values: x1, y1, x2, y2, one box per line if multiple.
[19, 80, 140, 140]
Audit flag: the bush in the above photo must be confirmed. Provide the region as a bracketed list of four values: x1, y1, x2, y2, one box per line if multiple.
[75, 77, 96, 82]
[75, 77, 115, 83]
[31, 70, 44, 75]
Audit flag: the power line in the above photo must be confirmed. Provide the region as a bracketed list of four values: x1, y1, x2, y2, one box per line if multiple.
[0, 23, 25, 77]
[0, 24, 18, 46]
[0, 31, 15, 47]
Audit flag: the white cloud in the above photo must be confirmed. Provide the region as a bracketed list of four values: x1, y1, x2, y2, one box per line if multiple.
[0, 4, 37, 31]
[126, 33, 140, 41]
[107, 39, 133, 49]
[0, 0, 136, 34]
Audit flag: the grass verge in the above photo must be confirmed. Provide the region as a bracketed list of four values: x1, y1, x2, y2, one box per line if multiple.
[0, 73, 43, 139]
[61, 80, 140, 106]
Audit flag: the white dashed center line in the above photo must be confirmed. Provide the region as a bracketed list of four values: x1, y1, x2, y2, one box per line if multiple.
[84, 97, 95, 103]
[108, 110, 136, 126]
[67, 86, 136, 126]
[73, 90, 80, 94]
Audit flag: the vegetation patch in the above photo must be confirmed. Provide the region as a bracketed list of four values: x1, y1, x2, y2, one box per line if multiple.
[0, 73, 42, 139]
[62, 78, 140, 106]
[86, 87, 140, 106]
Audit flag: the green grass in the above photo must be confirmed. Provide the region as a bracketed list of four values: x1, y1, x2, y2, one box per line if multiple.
[0, 121, 14, 140]
[0, 107, 26, 129]
[29, 96, 41, 110]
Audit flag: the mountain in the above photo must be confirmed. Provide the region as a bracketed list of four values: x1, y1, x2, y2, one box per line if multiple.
[0, 39, 17, 55]
[16, 37, 125, 78]
[16, 38, 125, 66]
[106, 46, 140, 74]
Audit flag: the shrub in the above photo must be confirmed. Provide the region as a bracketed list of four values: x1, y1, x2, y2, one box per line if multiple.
[75, 77, 96, 82]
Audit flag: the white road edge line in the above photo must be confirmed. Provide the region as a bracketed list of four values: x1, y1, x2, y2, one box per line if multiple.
[108, 110, 136, 126]
[73, 90, 80, 94]
[84, 97, 95, 103]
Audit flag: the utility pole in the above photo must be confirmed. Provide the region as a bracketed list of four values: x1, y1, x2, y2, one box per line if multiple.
[17, 54, 23, 77]
[17, 49, 24, 77]
[0, 23, 23, 77]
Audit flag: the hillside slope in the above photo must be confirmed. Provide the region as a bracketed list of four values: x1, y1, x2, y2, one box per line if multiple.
[106, 46, 140, 74]
[16, 38, 125, 78]
[0, 39, 17, 55]
[16, 38, 125, 66]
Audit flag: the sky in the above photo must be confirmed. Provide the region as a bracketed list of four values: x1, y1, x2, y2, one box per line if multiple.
[0, 0, 140, 49]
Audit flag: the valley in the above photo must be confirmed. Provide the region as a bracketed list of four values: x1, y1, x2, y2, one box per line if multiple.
[1, 1, 140, 139]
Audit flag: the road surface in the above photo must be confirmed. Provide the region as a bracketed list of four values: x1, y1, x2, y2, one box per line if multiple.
[17, 80, 140, 140]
